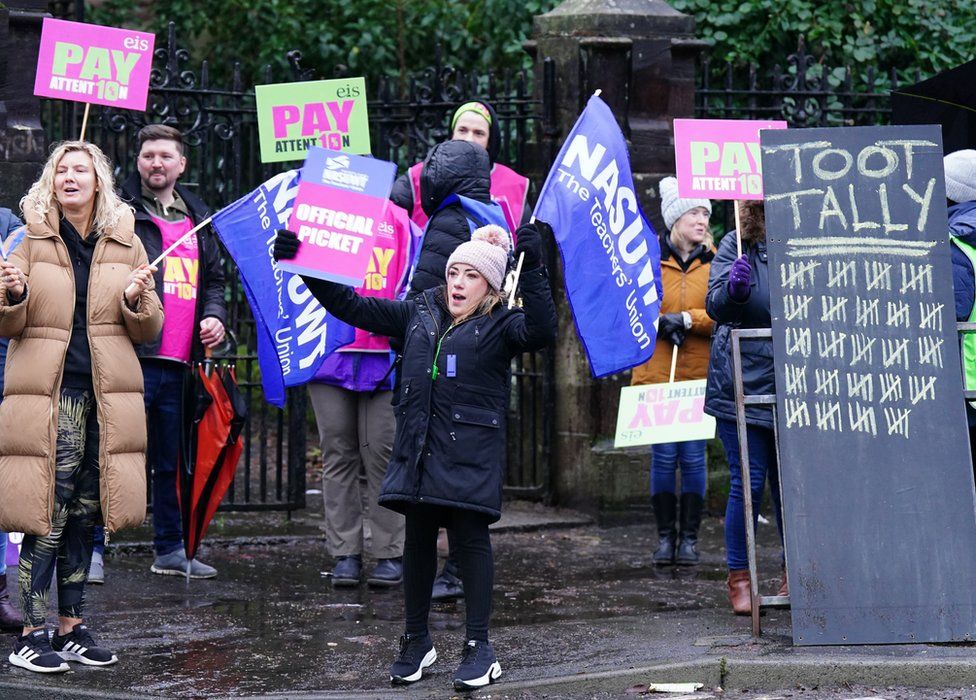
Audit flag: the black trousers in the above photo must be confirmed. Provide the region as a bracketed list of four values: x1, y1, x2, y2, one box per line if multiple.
[403, 503, 493, 642]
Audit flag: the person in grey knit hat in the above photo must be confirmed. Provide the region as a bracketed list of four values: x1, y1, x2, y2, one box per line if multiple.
[659, 175, 712, 231]
[945, 149, 976, 205]
[630, 175, 715, 567]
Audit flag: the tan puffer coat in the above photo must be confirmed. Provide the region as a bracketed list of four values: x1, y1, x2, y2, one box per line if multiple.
[0, 205, 163, 535]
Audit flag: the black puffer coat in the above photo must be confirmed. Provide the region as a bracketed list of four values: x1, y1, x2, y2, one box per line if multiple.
[303, 266, 556, 521]
[406, 140, 492, 295]
[704, 219, 775, 430]
[119, 173, 226, 362]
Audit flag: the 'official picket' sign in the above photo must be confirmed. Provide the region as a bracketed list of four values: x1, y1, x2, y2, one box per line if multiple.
[277, 147, 396, 286]
[34, 18, 155, 111]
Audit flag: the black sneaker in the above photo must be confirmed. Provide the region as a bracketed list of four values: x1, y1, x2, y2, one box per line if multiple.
[51, 623, 118, 666]
[389, 633, 437, 685]
[9, 629, 69, 673]
[453, 639, 501, 691]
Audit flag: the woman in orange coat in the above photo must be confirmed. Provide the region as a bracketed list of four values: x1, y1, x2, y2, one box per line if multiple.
[631, 177, 714, 566]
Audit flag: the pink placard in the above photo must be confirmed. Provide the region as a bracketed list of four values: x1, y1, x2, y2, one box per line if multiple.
[278, 182, 385, 286]
[34, 18, 155, 111]
[673, 118, 788, 200]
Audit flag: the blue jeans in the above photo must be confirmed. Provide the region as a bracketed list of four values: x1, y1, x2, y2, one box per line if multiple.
[650, 440, 707, 497]
[143, 362, 187, 556]
[716, 419, 783, 570]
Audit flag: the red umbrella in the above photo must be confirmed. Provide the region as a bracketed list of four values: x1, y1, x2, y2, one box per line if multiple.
[179, 362, 247, 572]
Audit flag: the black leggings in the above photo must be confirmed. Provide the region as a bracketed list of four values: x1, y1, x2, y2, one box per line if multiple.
[403, 504, 493, 642]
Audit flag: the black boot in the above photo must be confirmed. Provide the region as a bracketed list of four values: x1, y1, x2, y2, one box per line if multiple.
[675, 492, 704, 566]
[0, 573, 23, 630]
[651, 493, 677, 565]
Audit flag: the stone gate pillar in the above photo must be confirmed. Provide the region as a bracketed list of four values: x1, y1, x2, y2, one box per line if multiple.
[0, 1, 48, 211]
[531, 0, 705, 518]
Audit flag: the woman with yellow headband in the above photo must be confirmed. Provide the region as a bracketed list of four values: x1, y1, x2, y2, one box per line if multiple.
[391, 101, 530, 233]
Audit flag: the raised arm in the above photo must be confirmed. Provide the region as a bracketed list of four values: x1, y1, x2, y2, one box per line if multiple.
[301, 275, 413, 339]
[504, 224, 557, 353]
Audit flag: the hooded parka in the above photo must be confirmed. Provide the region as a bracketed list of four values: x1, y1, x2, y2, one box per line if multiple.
[0, 205, 164, 535]
[406, 140, 493, 296]
[304, 265, 556, 522]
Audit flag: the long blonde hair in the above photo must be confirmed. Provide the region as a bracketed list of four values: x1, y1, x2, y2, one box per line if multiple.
[20, 140, 127, 233]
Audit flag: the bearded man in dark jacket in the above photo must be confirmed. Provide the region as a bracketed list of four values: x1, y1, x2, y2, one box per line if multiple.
[92, 124, 227, 582]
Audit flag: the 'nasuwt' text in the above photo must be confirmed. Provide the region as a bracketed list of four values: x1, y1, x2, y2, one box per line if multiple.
[554, 134, 660, 350]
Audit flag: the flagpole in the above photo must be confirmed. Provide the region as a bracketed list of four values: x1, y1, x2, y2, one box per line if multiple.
[124, 216, 213, 296]
[668, 345, 679, 383]
[79, 104, 90, 142]
[507, 251, 525, 309]
[733, 200, 743, 258]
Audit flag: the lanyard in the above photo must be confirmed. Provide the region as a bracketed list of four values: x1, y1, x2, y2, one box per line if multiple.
[431, 324, 455, 381]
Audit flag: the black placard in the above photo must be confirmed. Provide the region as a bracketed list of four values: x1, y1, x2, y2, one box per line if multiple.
[762, 125, 976, 645]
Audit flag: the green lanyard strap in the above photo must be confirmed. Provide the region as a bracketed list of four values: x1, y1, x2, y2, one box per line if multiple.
[431, 325, 455, 381]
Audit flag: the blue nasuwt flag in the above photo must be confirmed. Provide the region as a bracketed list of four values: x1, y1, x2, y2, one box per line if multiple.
[211, 170, 355, 406]
[533, 94, 663, 377]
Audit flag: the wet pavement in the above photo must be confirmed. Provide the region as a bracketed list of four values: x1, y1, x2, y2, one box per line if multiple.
[0, 505, 974, 698]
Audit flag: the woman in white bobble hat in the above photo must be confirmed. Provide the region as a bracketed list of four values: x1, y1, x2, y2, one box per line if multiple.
[273, 221, 556, 691]
[631, 176, 715, 567]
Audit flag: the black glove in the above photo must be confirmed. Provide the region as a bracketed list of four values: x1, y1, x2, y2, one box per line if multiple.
[273, 229, 300, 261]
[514, 222, 542, 269]
[658, 312, 687, 347]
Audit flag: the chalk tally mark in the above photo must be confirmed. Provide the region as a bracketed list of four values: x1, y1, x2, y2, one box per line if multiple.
[781, 261, 820, 290]
[879, 373, 903, 403]
[786, 327, 812, 357]
[908, 375, 936, 405]
[917, 336, 944, 369]
[815, 401, 843, 432]
[846, 372, 873, 402]
[918, 302, 944, 332]
[785, 364, 808, 396]
[785, 399, 811, 429]
[814, 368, 840, 396]
[847, 402, 877, 436]
[784, 294, 813, 322]
[849, 333, 876, 367]
[883, 407, 911, 439]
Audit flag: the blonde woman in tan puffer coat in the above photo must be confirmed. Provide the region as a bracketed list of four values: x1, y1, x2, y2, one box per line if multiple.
[0, 141, 162, 673]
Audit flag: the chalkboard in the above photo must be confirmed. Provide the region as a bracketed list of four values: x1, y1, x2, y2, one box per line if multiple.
[761, 125, 976, 645]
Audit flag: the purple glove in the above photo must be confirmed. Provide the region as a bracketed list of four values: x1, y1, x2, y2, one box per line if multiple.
[727, 255, 752, 302]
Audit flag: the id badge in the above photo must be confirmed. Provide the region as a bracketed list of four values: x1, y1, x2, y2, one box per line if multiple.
[446, 354, 457, 378]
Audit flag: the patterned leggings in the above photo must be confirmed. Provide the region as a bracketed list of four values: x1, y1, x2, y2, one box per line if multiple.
[19, 388, 100, 627]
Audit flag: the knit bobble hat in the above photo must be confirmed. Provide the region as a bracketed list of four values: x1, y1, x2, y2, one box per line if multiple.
[944, 149, 976, 204]
[659, 176, 712, 230]
[445, 224, 511, 292]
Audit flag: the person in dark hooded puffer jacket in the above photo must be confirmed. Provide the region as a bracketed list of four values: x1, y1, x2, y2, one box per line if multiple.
[272, 221, 556, 692]
[404, 139, 500, 296]
[704, 200, 785, 616]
